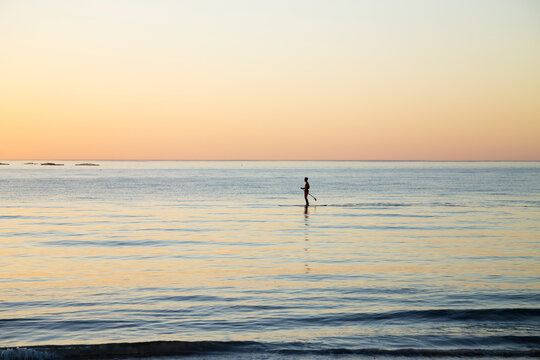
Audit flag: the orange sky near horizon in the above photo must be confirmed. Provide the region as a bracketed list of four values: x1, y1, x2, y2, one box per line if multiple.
[1, 0, 539, 160]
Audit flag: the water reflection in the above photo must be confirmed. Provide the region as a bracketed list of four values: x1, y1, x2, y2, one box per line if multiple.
[303, 206, 311, 274]
[2, 161, 539, 348]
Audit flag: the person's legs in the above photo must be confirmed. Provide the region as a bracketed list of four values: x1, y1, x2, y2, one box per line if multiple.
[304, 192, 309, 206]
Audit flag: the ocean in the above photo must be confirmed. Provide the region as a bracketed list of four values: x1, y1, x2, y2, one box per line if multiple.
[1, 161, 539, 359]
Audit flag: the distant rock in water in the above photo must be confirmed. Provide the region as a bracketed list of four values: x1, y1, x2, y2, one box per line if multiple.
[41, 162, 64, 166]
[75, 163, 100, 166]
[24, 162, 39, 165]
[0, 162, 9, 165]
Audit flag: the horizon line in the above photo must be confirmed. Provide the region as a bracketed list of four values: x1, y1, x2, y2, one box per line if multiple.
[2, 159, 539, 162]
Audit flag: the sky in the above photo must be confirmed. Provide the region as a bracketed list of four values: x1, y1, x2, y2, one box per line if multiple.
[1, 0, 539, 160]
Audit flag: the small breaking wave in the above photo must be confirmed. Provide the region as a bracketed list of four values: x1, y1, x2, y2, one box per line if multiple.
[1, 341, 539, 360]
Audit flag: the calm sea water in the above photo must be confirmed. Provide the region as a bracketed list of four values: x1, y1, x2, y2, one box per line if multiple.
[1, 161, 539, 359]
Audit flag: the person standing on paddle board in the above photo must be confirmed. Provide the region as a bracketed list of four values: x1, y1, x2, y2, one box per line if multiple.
[301, 177, 310, 206]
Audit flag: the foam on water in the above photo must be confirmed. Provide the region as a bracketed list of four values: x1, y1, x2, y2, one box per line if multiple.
[2, 342, 540, 360]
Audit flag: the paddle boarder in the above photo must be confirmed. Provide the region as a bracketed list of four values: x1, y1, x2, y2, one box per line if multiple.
[301, 177, 310, 206]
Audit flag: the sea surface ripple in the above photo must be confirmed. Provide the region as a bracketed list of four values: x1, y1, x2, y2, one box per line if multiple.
[1, 161, 539, 358]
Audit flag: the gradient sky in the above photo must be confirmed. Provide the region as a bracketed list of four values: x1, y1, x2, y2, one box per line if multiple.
[1, 0, 539, 160]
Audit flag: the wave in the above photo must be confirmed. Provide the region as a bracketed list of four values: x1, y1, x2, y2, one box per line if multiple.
[1, 341, 539, 360]
[195, 308, 540, 326]
[327, 308, 540, 322]
[2, 308, 537, 328]
[1, 309, 538, 335]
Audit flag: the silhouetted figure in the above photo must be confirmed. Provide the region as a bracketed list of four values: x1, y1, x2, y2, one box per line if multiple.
[301, 177, 310, 206]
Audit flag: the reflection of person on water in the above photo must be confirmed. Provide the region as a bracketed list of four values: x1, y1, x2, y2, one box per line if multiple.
[301, 177, 310, 206]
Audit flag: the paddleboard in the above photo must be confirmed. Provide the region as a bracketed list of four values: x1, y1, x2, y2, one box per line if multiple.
[278, 204, 328, 207]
